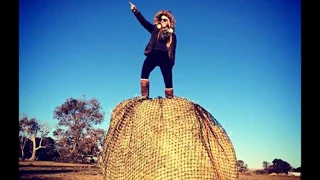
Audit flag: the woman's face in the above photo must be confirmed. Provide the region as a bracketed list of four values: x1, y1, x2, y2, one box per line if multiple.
[160, 15, 169, 28]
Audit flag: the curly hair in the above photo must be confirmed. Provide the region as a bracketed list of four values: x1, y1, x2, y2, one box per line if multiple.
[153, 10, 176, 29]
[153, 10, 176, 48]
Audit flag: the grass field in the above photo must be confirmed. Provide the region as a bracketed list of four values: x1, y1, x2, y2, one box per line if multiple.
[19, 161, 300, 180]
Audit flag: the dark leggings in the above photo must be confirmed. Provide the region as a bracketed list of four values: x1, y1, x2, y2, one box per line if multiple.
[141, 50, 173, 88]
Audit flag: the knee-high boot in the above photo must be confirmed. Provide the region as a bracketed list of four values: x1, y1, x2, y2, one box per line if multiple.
[140, 79, 149, 99]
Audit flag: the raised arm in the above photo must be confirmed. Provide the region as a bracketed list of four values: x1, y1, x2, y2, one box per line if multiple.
[129, 2, 155, 33]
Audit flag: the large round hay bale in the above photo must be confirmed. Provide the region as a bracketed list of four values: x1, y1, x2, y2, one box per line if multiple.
[101, 97, 239, 180]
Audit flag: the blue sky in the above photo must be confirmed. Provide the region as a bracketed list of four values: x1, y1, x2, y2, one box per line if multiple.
[19, 0, 301, 169]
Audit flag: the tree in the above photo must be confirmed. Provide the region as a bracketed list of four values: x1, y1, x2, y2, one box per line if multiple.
[271, 158, 292, 174]
[293, 167, 301, 172]
[236, 160, 248, 173]
[262, 161, 271, 174]
[35, 137, 60, 161]
[19, 115, 31, 160]
[29, 123, 50, 160]
[80, 128, 106, 156]
[53, 96, 105, 162]
[19, 115, 50, 161]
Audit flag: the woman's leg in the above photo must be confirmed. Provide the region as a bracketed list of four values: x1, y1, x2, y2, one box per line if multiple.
[141, 57, 156, 80]
[140, 56, 156, 99]
[159, 57, 174, 98]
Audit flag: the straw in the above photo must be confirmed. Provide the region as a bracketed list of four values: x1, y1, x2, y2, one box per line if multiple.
[101, 97, 239, 180]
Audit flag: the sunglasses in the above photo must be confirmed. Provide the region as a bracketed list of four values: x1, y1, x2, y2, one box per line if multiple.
[159, 18, 168, 22]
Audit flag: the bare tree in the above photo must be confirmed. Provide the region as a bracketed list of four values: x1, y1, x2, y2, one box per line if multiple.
[19, 115, 50, 161]
[53, 96, 105, 162]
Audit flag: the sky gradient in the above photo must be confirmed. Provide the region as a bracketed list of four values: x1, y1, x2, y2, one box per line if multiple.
[19, 0, 301, 169]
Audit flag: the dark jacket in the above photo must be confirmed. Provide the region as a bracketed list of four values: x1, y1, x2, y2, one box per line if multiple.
[132, 9, 177, 66]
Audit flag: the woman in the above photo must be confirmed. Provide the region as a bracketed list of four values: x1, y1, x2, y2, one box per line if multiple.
[129, 2, 177, 99]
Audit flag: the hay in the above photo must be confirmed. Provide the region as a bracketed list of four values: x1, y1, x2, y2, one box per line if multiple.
[101, 97, 239, 179]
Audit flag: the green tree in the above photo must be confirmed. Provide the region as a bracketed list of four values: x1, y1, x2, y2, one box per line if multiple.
[19, 115, 50, 161]
[271, 158, 292, 174]
[262, 161, 271, 174]
[53, 96, 105, 162]
[237, 160, 248, 173]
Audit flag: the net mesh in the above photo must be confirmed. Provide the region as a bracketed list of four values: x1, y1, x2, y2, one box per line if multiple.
[101, 97, 239, 180]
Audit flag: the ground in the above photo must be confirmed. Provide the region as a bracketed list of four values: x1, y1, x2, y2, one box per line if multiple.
[19, 161, 300, 180]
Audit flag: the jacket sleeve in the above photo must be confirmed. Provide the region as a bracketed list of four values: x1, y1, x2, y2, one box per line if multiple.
[132, 9, 155, 33]
[171, 33, 177, 66]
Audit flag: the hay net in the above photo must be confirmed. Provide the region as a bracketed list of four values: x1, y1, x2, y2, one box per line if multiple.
[101, 97, 239, 180]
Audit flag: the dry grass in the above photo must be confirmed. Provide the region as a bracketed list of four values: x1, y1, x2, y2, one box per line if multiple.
[19, 161, 300, 180]
[19, 161, 103, 180]
[238, 174, 300, 180]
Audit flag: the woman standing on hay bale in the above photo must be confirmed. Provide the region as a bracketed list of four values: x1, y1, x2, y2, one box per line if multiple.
[129, 2, 177, 99]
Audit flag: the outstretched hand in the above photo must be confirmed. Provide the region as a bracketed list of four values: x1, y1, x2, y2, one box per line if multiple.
[129, 2, 136, 11]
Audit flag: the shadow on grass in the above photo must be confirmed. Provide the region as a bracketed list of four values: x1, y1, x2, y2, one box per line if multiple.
[19, 178, 62, 180]
[19, 169, 76, 175]
[19, 163, 102, 180]
[19, 164, 92, 168]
